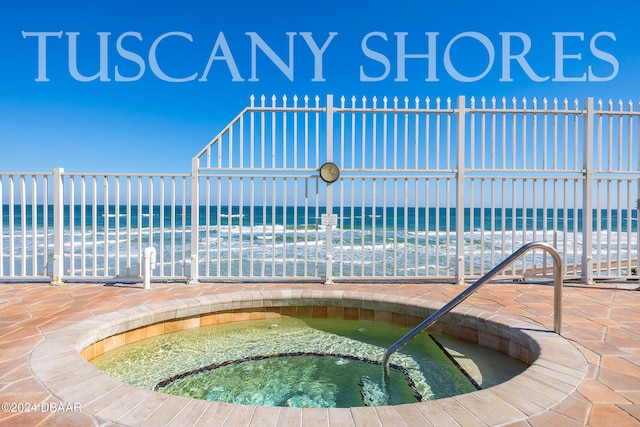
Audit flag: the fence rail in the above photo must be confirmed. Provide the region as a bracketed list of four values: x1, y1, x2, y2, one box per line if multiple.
[2, 95, 639, 284]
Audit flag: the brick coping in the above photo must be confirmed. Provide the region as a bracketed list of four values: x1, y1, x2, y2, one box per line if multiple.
[29, 289, 588, 426]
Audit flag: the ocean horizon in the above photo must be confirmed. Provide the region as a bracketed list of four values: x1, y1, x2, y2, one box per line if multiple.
[2, 204, 638, 233]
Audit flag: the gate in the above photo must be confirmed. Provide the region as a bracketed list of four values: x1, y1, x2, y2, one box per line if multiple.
[192, 94, 466, 283]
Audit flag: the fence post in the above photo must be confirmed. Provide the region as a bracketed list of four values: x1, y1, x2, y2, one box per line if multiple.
[582, 98, 594, 284]
[325, 94, 334, 284]
[51, 167, 64, 285]
[456, 96, 466, 285]
[188, 158, 199, 284]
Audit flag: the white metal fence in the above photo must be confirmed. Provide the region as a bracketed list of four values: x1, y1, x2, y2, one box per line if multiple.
[2, 95, 639, 284]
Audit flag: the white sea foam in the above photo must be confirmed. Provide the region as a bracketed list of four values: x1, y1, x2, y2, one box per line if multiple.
[2, 222, 637, 279]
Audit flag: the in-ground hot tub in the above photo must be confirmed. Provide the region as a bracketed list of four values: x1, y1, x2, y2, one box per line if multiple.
[30, 289, 588, 426]
[89, 315, 525, 408]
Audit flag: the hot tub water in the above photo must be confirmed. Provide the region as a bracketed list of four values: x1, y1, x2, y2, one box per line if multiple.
[91, 317, 525, 408]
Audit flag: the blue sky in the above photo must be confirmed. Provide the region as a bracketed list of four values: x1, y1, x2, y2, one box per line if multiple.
[1, 0, 639, 173]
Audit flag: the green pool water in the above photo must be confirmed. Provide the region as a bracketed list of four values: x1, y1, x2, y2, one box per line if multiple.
[158, 353, 420, 407]
[91, 317, 516, 408]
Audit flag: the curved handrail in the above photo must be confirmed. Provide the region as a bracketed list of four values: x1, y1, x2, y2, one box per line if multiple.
[382, 241, 562, 369]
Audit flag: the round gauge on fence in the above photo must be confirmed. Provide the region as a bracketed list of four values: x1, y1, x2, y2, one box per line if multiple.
[319, 162, 340, 183]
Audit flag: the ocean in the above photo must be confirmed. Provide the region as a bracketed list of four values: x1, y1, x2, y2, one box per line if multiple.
[1, 205, 637, 279]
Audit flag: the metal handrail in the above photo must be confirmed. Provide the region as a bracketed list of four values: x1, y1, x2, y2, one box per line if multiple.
[382, 241, 563, 369]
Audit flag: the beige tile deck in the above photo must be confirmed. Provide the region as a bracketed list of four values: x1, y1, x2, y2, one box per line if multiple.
[0, 281, 639, 426]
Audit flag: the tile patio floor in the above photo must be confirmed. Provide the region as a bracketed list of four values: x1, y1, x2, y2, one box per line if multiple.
[1, 280, 639, 426]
